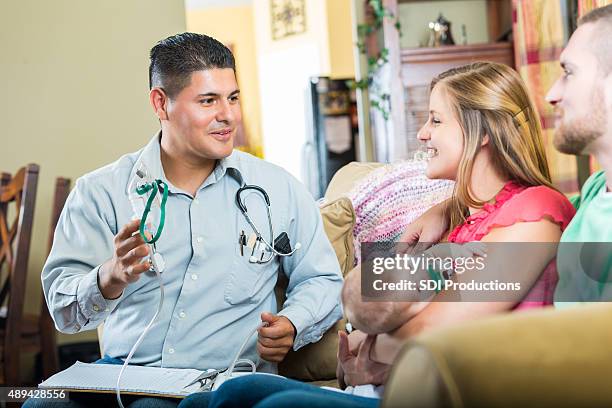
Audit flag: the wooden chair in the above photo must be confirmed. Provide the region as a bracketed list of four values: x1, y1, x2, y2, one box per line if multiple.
[0, 164, 39, 385]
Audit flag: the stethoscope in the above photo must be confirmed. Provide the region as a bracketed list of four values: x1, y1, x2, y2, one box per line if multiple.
[235, 184, 301, 263]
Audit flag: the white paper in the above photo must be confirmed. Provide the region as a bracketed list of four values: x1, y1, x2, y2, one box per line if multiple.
[324, 116, 352, 154]
[39, 361, 204, 397]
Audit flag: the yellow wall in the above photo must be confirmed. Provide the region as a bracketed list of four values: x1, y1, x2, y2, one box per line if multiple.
[0, 0, 186, 381]
[186, 5, 263, 156]
[186, 0, 355, 161]
[327, 0, 356, 78]
[253, 0, 332, 72]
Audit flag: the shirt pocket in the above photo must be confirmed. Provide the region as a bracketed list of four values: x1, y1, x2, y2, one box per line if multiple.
[224, 241, 280, 305]
[224, 190, 284, 305]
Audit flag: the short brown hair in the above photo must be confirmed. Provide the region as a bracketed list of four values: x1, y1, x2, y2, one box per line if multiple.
[149, 33, 236, 99]
[577, 4, 612, 74]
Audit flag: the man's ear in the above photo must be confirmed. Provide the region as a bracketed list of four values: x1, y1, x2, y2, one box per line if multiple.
[604, 72, 612, 114]
[150, 88, 169, 121]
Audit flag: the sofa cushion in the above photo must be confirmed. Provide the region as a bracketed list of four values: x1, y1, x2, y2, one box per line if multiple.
[324, 162, 385, 202]
[318, 196, 356, 276]
[382, 304, 612, 408]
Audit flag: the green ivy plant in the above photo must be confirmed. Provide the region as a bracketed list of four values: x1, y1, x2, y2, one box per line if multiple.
[348, 0, 401, 121]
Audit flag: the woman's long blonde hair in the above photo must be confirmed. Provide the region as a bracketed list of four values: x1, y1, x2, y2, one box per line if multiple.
[430, 62, 555, 231]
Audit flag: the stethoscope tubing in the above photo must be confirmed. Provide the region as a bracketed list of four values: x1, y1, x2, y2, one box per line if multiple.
[235, 184, 299, 263]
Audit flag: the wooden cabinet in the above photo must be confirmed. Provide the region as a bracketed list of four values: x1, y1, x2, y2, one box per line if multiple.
[401, 42, 514, 149]
[362, 0, 514, 159]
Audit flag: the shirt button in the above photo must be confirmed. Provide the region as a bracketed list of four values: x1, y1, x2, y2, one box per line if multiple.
[191, 274, 198, 280]
[93, 305, 100, 312]
[178, 311, 186, 319]
[194, 199, 200, 205]
[196, 236, 203, 243]
[168, 348, 175, 354]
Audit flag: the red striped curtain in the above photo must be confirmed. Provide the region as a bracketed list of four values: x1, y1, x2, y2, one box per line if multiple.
[512, 0, 577, 193]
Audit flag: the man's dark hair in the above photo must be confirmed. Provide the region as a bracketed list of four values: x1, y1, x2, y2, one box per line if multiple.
[149, 32, 235, 99]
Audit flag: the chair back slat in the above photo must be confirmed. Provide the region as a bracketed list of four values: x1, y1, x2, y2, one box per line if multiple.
[0, 174, 10, 317]
[0, 164, 39, 385]
[46, 178, 71, 252]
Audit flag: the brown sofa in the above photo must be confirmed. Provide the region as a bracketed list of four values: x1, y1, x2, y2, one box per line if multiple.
[383, 303, 612, 407]
[308, 162, 612, 407]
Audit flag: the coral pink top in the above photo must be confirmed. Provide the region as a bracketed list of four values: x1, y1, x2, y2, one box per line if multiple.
[447, 181, 576, 310]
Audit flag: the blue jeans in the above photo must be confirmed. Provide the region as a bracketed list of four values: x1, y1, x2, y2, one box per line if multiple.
[22, 355, 178, 408]
[177, 373, 380, 408]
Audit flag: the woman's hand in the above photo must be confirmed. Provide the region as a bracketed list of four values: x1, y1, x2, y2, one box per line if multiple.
[399, 200, 450, 246]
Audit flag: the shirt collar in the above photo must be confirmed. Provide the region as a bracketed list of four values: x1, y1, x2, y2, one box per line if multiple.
[213, 149, 244, 187]
[126, 131, 245, 196]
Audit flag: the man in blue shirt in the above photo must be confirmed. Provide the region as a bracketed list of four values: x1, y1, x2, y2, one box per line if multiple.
[31, 33, 342, 407]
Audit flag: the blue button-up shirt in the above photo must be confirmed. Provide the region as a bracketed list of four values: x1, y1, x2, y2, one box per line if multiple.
[42, 133, 343, 371]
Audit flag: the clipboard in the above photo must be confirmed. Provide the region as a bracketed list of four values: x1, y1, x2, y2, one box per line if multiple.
[38, 361, 208, 399]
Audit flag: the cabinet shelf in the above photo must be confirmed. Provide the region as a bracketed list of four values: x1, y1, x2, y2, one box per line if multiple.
[401, 41, 514, 86]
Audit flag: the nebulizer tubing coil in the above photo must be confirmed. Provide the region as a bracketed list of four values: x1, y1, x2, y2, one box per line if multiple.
[116, 171, 168, 408]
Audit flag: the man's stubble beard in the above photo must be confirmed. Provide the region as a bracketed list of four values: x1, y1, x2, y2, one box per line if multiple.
[553, 86, 607, 155]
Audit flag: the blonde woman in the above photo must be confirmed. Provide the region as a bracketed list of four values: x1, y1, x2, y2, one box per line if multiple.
[338, 62, 576, 393]
[179, 62, 576, 408]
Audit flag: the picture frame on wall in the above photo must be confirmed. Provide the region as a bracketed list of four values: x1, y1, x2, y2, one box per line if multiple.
[270, 0, 307, 40]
